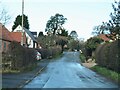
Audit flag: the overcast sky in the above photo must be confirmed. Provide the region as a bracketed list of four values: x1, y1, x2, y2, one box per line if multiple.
[1, 0, 117, 40]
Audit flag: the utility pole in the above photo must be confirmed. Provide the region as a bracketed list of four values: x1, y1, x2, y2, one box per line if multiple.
[21, 0, 24, 46]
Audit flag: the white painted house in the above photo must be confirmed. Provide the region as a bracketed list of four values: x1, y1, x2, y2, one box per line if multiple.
[13, 25, 38, 48]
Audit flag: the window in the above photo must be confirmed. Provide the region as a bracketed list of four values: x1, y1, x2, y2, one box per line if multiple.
[4, 42, 6, 50]
[0, 41, 1, 49]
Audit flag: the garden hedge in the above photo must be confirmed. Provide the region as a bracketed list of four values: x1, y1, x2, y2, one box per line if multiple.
[95, 40, 119, 73]
[3, 41, 37, 70]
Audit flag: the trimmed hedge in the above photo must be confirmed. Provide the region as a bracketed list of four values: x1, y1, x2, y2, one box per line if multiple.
[3, 41, 37, 71]
[95, 40, 119, 73]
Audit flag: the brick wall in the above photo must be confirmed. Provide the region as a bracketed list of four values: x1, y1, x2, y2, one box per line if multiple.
[1, 40, 10, 53]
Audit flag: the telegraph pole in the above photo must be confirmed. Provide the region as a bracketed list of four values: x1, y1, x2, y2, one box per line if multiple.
[21, 0, 24, 46]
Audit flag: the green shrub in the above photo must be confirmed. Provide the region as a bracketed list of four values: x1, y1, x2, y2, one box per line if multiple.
[36, 46, 62, 59]
[80, 53, 86, 63]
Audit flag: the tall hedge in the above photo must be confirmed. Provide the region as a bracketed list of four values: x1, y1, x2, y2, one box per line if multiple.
[8, 41, 36, 70]
[95, 40, 119, 73]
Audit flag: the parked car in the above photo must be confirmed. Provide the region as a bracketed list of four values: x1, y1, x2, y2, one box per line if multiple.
[36, 51, 41, 60]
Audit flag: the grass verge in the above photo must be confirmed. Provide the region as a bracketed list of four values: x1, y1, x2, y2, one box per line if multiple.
[21, 63, 37, 72]
[2, 69, 20, 74]
[2, 63, 37, 74]
[91, 65, 120, 84]
[54, 53, 63, 59]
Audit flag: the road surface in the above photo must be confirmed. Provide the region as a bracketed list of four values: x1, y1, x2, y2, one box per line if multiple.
[24, 52, 118, 88]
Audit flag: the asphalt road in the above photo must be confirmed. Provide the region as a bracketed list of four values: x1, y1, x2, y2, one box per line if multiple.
[24, 52, 118, 89]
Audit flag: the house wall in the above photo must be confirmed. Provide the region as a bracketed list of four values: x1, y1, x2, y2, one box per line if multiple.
[29, 40, 34, 48]
[25, 33, 38, 48]
[1, 40, 11, 53]
[33, 41, 38, 48]
[26, 33, 34, 48]
[0, 40, 2, 53]
[14, 25, 22, 32]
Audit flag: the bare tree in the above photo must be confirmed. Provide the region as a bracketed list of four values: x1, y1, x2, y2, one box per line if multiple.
[0, 3, 11, 25]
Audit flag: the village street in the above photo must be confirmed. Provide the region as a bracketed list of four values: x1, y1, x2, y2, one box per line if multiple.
[1, 0, 120, 89]
[23, 52, 118, 89]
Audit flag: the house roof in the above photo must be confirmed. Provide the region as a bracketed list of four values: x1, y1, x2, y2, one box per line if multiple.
[0, 24, 13, 41]
[0, 23, 26, 43]
[24, 28, 37, 42]
[14, 25, 37, 42]
[31, 32, 37, 36]
[98, 34, 111, 42]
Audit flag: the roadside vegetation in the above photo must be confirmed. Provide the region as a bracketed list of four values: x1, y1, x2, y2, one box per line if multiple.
[80, 39, 119, 84]
[80, 1, 120, 84]
[91, 65, 120, 84]
[2, 41, 63, 73]
[79, 53, 86, 63]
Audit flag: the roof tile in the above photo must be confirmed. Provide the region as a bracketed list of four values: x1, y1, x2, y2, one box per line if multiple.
[99, 34, 111, 41]
[0, 24, 26, 44]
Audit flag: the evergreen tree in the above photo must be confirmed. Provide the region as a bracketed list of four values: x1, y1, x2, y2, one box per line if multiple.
[12, 14, 30, 31]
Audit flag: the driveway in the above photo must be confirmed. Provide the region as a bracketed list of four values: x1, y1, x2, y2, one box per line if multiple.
[24, 52, 118, 89]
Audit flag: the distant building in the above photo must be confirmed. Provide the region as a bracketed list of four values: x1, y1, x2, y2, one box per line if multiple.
[0, 23, 26, 53]
[31, 32, 37, 38]
[98, 34, 113, 43]
[0, 23, 39, 53]
[13, 25, 38, 48]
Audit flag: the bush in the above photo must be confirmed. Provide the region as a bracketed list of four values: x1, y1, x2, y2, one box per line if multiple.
[36, 46, 62, 59]
[95, 40, 119, 73]
[80, 53, 86, 63]
[36, 48, 50, 59]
